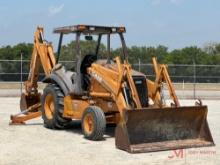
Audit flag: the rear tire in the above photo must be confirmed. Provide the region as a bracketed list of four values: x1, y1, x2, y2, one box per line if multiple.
[41, 84, 71, 129]
[82, 106, 106, 140]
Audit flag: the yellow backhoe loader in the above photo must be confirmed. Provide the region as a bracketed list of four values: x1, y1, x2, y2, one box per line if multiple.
[10, 25, 214, 153]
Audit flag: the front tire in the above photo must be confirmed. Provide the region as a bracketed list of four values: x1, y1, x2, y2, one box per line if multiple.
[41, 84, 71, 129]
[82, 106, 106, 140]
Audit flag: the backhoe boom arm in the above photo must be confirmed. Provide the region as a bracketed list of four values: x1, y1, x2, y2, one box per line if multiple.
[25, 27, 56, 94]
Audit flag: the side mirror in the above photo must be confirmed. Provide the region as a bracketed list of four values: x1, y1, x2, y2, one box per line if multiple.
[85, 35, 93, 41]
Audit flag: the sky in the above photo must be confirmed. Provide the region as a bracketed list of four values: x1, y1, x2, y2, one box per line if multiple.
[0, 0, 220, 50]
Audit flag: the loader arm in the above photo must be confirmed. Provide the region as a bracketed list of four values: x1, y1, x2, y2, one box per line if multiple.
[148, 57, 180, 107]
[87, 57, 144, 123]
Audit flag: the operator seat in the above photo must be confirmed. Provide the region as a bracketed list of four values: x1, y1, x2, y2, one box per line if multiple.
[80, 54, 97, 90]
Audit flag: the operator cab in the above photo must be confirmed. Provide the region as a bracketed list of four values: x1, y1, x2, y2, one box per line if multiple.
[53, 25, 128, 93]
[54, 24, 127, 65]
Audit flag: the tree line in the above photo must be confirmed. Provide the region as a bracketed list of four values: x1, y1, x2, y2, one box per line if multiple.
[1, 41, 220, 64]
[0, 41, 220, 82]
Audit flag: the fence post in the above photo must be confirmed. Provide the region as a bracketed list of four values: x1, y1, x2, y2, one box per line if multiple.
[193, 60, 196, 99]
[182, 80, 185, 99]
[138, 58, 140, 72]
[20, 53, 23, 94]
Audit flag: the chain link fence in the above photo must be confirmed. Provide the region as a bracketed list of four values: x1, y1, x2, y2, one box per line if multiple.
[1, 58, 220, 98]
[132, 63, 220, 83]
[0, 59, 76, 82]
[1, 59, 220, 83]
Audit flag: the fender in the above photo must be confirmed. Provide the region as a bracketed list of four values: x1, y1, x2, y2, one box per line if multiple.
[42, 65, 74, 96]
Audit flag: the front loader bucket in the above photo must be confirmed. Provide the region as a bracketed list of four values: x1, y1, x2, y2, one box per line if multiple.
[115, 106, 214, 153]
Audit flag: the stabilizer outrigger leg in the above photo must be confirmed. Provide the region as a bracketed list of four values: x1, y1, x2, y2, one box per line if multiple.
[10, 103, 41, 125]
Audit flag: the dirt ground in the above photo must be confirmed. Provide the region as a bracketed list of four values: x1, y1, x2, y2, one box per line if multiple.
[0, 97, 219, 165]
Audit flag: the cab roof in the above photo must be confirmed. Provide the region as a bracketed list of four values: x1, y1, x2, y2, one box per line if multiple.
[53, 25, 126, 35]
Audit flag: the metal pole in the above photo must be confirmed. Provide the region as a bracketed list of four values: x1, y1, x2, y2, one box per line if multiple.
[119, 33, 128, 61]
[20, 53, 23, 94]
[182, 80, 185, 99]
[56, 33, 63, 63]
[138, 58, 140, 72]
[193, 60, 196, 99]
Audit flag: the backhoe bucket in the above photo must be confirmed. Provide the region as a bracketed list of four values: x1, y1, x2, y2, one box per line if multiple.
[115, 106, 214, 153]
[10, 93, 41, 125]
[20, 93, 41, 112]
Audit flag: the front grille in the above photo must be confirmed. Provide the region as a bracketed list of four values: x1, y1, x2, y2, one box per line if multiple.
[132, 76, 148, 107]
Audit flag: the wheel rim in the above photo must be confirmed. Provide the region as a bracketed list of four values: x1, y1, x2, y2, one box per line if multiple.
[83, 113, 94, 135]
[44, 94, 55, 119]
